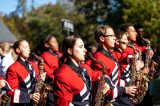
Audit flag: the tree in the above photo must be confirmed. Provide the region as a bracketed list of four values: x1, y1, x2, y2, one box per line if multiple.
[21, 3, 85, 49]
[2, 3, 86, 49]
[122, 0, 160, 46]
[10, 0, 27, 17]
[22, 4, 69, 48]
[75, 0, 160, 46]
[75, 0, 123, 44]
[3, 0, 159, 49]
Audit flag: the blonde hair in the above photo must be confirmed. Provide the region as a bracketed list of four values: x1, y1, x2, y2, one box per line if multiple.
[95, 25, 113, 42]
[0, 42, 11, 53]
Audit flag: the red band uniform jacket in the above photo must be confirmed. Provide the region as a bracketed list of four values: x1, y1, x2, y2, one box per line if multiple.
[124, 41, 146, 55]
[41, 50, 62, 81]
[113, 48, 134, 87]
[122, 42, 146, 86]
[86, 47, 126, 103]
[6, 57, 39, 104]
[113, 48, 135, 106]
[53, 59, 104, 106]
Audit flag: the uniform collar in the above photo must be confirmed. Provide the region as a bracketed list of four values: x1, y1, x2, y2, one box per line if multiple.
[66, 59, 80, 73]
[97, 46, 118, 63]
[97, 46, 113, 56]
[17, 57, 29, 66]
[47, 49, 60, 58]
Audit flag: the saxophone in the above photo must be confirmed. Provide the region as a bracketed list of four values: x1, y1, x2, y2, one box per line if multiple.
[149, 60, 158, 80]
[144, 51, 151, 68]
[0, 93, 10, 106]
[0, 80, 10, 106]
[32, 53, 53, 106]
[144, 49, 152, 79]
[129, 44, 149, 104]
[88, 55, 112, 106]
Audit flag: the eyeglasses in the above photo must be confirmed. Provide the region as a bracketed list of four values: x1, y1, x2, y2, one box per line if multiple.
[103, 34, 115, 37]
[119, 41, 127, 44]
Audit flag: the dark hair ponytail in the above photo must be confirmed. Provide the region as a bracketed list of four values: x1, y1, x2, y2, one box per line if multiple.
[13, 39, 27, 54]
[59, 35, 80, 66]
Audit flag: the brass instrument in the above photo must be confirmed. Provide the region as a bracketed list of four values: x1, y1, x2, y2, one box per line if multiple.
[142, 38, 151, 47]
[144, 49, 153, 80]
[88, 55, 112, 106]
[32, 53, 52, 106]
[1, 94, 10, 106]
[129, 43, 149, 104]
[143, 38, 158, 80]
[0, 82, 10, 106]
[144, 51, 151, 68]
[149, 60, 158, 80]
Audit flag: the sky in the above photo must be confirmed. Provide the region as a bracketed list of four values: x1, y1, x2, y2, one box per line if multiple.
[0, 0, 57, 15]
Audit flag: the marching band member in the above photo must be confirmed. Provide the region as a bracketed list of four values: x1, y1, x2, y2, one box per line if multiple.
[0, 46, 11, 90]
[114, 30, 131, 87]
[0, 42, 15, 79]
[114, 30, 143, 106]
[53, 35, 110, 106]
[120, 23, 154, 59]
[39, 35, 62, 106]
[134, 24, 150, 47]
[120, 23, 154, 106]
[114, 30, 143, 87]
[31, 35, 62, 105]
[6, 40, 40, 106]
[40, 35, 62, 81]
[86, 25, 137, 106]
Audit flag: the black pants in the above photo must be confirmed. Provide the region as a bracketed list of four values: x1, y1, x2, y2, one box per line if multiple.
[117, 94, 133, 106]
[46, 91, 54, 106]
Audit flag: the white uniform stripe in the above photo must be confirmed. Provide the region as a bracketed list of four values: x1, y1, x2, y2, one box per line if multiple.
[28, 89, 31, 93]
[113, 87, 118, 99]
[33, 71, 36, 78]
[80, 84, 90, 102]
[24, 74, 30, 83]
[112, 72, 118, 81]
[110, 99, 115, 102]
[80, 84, 87, 96]
[26, 82, 31, 88]
[112, 63, 118, 76]
[126, 78, 130, 82]
[24, 74, 31, 89]
[105, 75, 115, 87]
[120, 79, 125, 87]
[125, 64, 130, 71]
[126, 74, 129, 77]
[115, 81, 118, 86]
[14, 89, 20, 103]
[82, 92, 90, 102]
[69, 103, 74, 106]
